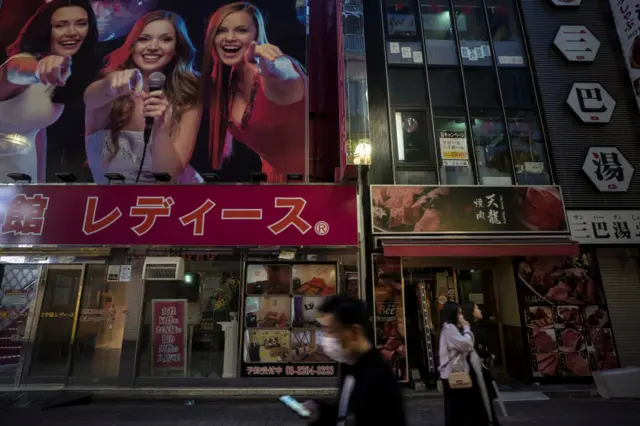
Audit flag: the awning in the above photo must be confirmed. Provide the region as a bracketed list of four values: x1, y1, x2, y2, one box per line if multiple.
[380, 238, 580, 258]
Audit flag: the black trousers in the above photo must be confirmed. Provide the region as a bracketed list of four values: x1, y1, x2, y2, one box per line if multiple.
[443, 365, 492, 426]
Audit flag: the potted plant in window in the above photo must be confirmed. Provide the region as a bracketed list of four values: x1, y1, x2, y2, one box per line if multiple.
[212, 275, 240, 322]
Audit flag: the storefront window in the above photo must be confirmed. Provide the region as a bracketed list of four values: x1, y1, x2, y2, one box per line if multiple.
[486, 0, 527, 67]
[393, 110, 433, 164]
[508, 111, 551, 185]
[453, 1, 493, 67]
[433, 112, 475, 184]
[515, 253, 619, 377]
[385, 0, 417, 38]
[0, 265, 40, 384]
[429, 68, 466, 109]
[70, 265, 127, 379]
[421, 1, 458, 65]
[135, 258, 242, 378]
[27, 267, 83, 380]
[471, 113, 514, 185]
[242, 262, 338, 378]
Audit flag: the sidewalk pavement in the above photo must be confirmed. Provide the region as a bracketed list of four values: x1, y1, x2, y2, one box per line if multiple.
[2, 396, 639, 425]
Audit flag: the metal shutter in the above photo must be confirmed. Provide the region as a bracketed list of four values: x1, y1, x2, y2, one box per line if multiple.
[596, 248, 640, 367]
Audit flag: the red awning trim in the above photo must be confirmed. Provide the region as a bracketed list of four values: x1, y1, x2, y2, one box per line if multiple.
[381, 239, 580, 258]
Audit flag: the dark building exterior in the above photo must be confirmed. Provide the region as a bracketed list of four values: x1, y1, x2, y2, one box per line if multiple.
[355, 0, 639, 385]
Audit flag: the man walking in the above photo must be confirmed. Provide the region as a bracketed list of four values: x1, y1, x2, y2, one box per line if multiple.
[303, 295, 406, 425]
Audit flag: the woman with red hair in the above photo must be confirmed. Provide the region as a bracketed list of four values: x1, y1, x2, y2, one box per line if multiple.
[84, 10, 202, 183]
[201, 2, 306, 182]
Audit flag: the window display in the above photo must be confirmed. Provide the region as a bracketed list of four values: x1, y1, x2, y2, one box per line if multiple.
[372, 255, 409, 382]
[515, 253, 619, 379]
[241, 262, 338, 377]
[135, 258, 242, 379]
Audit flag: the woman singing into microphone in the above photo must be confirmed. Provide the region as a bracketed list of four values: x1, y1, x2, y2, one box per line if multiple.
[202, 2, 306, 182]
[84, 10, 202, 183]
[0, 0, 98, 183]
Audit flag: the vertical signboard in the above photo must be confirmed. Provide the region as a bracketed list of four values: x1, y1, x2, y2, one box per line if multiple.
[372, 255, 409, 382]
[151, 299, 187, 373]
[609, 0, 640, 112]
[0, 0, 309, 184]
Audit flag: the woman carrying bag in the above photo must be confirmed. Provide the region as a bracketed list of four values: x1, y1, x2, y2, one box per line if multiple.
[438, 302, 494, 426]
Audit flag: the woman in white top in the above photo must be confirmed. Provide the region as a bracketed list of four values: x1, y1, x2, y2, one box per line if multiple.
[0, 0, 98, 183]
[438, 301, 493, 426]
[84, 10, 202, 184]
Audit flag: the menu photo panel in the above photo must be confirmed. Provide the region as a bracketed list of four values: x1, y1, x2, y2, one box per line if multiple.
[515, 252, 619, 379]
[372, 255, 409, 382]
[241, 262, 338, 378]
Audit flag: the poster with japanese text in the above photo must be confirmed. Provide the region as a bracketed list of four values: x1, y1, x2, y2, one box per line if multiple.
[514, 253, 619, 379]
[371, 185, 568, 234]
[151, 299, 187, 370]
[240, 262, 338, 378]
[0, 0, 319, 184]
[609, 0, 640, 113]
[373, 255, 408, 382]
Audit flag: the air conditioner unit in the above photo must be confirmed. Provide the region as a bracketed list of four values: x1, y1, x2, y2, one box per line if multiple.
[142, 257, 185, 281]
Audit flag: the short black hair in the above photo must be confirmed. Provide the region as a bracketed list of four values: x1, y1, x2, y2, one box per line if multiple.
[318, 294, 370, 329]
[461, 302, 476, 324]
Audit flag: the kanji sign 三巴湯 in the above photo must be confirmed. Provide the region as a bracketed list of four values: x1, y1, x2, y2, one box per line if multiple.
[568, 210, 640, 244]
[581, 146, 634, 192]
[0, 185, 357, 246]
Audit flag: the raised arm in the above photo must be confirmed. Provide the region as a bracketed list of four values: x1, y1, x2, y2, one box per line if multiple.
[0, 54, 71, 101]
[84, 69, 142, 133]
[244, 42, 305, 105]
[443, 323, 474, 353]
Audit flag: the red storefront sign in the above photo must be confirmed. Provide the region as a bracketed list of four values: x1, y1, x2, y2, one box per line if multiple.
[0, 185, 357, 246]
[152, 299, 187, 370]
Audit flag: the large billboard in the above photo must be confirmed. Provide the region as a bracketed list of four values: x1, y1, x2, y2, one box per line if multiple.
[0, 184, 357, 246]
[0, 0, 309, 184]
[610, 0, 640, 113]
[371, 185, 569, 234]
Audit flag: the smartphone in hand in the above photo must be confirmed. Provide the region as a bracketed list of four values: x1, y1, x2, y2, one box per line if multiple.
[279, 395, 311, 418]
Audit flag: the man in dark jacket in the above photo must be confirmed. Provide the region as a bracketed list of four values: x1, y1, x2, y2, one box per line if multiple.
[303, 295, 406, 426]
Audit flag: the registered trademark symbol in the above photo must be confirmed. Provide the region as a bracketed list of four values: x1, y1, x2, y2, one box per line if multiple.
[314, 221, 329, 235]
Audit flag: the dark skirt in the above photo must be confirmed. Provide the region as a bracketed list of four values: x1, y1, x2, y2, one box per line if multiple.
[443, 364, 494, 426]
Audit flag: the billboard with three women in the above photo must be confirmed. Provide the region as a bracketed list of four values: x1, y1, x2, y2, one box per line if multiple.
[0, 0, 313, 184]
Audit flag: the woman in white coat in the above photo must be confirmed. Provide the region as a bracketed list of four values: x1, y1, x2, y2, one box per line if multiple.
[438, 301, 494, 426]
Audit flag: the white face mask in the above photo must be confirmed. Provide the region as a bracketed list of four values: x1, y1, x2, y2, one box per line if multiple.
[320, 335, 350, 364]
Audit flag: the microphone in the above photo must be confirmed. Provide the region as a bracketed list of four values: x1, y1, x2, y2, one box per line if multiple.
[137, 71, 166, 183]
[144, 71, 167, 144]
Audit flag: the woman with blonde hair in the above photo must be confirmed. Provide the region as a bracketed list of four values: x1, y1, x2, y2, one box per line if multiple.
[202, 1, 306, 182]
[84, 10, 202, 183]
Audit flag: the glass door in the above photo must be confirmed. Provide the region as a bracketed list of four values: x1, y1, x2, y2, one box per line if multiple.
[457, 269, 502, 368]
[402, 266, 456, 383]
[26, 266, 84, 384]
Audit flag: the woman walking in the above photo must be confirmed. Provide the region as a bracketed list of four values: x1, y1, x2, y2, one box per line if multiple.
[439, 301, 494, 426]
